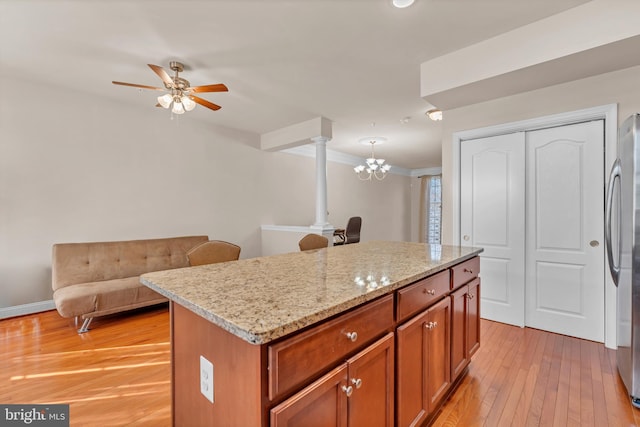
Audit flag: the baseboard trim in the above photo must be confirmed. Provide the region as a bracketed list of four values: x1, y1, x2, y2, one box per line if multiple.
[0, 300, 56, 319]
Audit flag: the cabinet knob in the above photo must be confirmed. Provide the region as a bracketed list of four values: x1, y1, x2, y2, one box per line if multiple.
[467, 293, 474, 300]
[351, 378, 363, 389]
[345, 331, 358, 342]
[425, 322, 435, 330]
[342, 385, 353, 397]
[463, 268, 473, 274]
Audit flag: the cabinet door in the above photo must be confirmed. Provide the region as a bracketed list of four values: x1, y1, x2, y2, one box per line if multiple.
[347, 333, 394, 427]
[467, 279, 481, 358]
[270, 364, 348, 427]
[396, 310, 430, 427]
[426, 297, 451, 411]
[450, 286, 469, 380]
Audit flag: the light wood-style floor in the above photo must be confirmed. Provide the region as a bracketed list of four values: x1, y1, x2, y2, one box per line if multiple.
[1, 306, 172, 426]
[2, 306, 639, 426]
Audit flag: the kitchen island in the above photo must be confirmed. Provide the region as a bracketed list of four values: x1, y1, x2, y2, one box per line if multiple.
[141, 241, 482, 427]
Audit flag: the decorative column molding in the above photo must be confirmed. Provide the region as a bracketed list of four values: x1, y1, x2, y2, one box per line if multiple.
[310, 136, 334, 236]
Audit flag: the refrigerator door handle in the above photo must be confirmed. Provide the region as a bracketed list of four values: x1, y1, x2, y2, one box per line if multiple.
[605, 158, 621, 286]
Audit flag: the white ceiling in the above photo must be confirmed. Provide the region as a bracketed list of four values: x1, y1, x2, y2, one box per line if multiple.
[1, 0, 593, 170]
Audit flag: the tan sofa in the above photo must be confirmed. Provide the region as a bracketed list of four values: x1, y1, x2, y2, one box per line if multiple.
[52, 235, 208, 333]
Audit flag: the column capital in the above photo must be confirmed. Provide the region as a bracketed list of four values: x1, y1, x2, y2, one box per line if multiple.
[310, 136, 331, 144]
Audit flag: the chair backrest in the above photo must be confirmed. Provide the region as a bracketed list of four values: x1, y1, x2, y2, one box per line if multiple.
[187, 240, 241, 266]
[298, 234, 329, 251]
[345, 216, 362, 244]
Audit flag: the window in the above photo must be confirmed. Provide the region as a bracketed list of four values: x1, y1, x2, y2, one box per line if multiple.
[427, 176, 442, 244]
[420, 175, 442, 244]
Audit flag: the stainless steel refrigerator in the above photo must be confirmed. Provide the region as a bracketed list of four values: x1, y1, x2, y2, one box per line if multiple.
[606, 113, 640, 407]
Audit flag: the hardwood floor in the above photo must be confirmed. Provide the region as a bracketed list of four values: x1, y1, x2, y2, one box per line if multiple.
[1, 308, 639, 426]
[432, 319, 640, 427]
[0, 306, 172, 426]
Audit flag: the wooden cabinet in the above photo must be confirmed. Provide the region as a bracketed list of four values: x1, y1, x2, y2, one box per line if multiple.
[268, 295, 393, 401]
[396, 297, 451, 427]
[396, 270, 450, 323]
[467, 278, 481, 358]
[271, 333, 394, 427]
[451, 277, 481, 379]
[168, 255, 480, 427]
[451, 256, 480, 290]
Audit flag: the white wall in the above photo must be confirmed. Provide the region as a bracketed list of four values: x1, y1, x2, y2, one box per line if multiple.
[440, 64, 640, 244]
[0, 77, 412, 310]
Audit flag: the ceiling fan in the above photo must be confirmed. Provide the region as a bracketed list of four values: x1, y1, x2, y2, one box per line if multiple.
[112, 61, 228, 114]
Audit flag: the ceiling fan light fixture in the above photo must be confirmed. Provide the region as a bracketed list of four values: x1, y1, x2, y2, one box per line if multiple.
[157, 93, 173, 109]
[392, 0, 415, 8]
[113, 62, 228, 116]
[182, 95, 196, 111]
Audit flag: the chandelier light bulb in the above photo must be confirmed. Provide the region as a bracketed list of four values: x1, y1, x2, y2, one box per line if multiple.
[182, 95, 196, 111]
[157, 93, 173, 109]
[172, 100, 185, 115]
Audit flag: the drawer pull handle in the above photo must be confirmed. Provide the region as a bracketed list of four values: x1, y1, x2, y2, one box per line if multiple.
[346, 331, 358, 342]
[342, 385, 353, 397]
[425, 289, 436, 295]
[463, 268, 473, 274]
[467, 294, 475, 300]
[351, 378, 363, 389]
[425, 321, 439, 330]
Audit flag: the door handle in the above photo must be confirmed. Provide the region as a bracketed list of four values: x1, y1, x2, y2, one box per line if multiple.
[605, 158, 621, 286]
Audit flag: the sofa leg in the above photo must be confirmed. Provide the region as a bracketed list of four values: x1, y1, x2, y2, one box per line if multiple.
[78, 317, 93, 333]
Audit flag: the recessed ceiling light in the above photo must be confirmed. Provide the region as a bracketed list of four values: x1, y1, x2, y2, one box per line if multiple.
[392, 0, 415, 8]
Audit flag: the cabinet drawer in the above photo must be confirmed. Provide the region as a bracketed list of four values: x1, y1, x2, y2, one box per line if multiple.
[396, 270, 450, 322]
[451, 257, 479, 289]
[268, 294, 393, 401]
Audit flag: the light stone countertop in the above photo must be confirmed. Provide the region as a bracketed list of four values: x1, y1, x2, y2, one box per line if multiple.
[140, 241, 483, 345]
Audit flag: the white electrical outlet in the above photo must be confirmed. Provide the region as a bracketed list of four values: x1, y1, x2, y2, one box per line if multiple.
[200, 355, 214, 403]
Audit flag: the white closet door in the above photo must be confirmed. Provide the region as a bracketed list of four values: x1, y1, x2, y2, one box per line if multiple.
[460, 133, 526, 327]
[525, 120, 604, 342]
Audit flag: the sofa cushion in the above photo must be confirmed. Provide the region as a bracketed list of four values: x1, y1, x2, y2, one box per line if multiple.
[53, 277, 167, 318]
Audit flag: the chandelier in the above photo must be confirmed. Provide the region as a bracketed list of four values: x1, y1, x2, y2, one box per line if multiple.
[354, 137, 392, 181]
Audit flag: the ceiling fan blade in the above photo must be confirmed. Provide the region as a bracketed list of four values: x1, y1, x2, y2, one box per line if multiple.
[148, 64, 174, 87]
[112, 81, 165, 91]
[190, 95, 222, 111]
[189, 83, 229, 93]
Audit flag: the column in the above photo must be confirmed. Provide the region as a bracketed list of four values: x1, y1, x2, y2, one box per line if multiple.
[310, 137, 334, 237]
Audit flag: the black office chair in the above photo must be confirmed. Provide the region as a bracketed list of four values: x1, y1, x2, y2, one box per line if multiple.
[334, 216, 362, 245]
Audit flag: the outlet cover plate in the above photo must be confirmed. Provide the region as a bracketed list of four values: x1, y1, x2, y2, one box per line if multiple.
[200, 355, 214, 403]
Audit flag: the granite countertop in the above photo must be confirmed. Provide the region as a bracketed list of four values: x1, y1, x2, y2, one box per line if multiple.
[141, 241, 482, 345]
